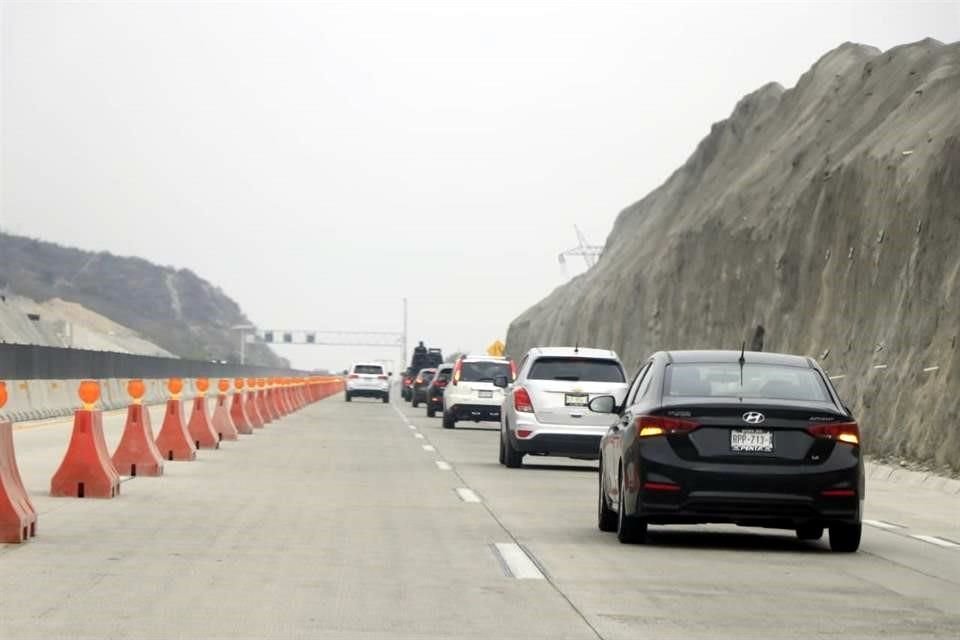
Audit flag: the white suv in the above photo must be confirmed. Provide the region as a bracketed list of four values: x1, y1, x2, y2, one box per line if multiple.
[497, 347, 628, 467]
[345, 362, 390, 403]
[442, 355, 515, 429]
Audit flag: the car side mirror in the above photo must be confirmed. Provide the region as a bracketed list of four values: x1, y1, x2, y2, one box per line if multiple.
[493, 375, 508, 388]
[588, 395, 617, 414]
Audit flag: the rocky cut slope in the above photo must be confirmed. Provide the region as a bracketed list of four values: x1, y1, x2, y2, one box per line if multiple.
[506, 40, 960, 471]
[0, 233, 286, 366]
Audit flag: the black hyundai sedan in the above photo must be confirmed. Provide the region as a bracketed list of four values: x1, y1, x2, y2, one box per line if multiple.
[590, 350, 863, 551]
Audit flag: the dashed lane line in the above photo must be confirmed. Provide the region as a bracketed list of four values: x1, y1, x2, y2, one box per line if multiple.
[456, 488, 482, 503]
[864, 519, 906, 531]
[493, 543, 545, 580]
[423, 444, 436, 452]
[435, 461, 452, 470]
[910, 535, 960, 549]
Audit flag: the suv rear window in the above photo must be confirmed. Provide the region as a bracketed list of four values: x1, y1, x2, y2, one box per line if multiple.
[528, 357, 625, 382]
[460, 361, 511, 382]
[664, 363, 830, 401]
[354, 365, 384, 375]
[435, 369, 452, 382]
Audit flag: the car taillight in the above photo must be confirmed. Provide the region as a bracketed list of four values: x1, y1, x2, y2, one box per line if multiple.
[434, 380, 447, 387]
[452, 358, 463, 385]
[807, 421, 860, 446]
[635, 415, 699, 437]
[514, 387, 534, 413]
[509, 359, 517, 381]
[348, 374, 359, 379]
[415, 377, 423, 384]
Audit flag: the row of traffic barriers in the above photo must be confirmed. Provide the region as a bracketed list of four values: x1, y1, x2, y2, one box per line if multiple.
[0, 376, 344, 543]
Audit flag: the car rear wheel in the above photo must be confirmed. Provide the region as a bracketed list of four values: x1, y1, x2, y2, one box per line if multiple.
[442, 412, 455, 429]
[796, 524, 824, 541]
[426, 404, 436, 417]
[828, 523, 861, 552]
[345, 392, 352, 402]
[503, 432, 523, 468]
[382, 393, 390, 404]
[411, 394, 419, 408]
[616, 469, 647, 544]
[597, 459, 617, 532]
[499, 430, 506, 465]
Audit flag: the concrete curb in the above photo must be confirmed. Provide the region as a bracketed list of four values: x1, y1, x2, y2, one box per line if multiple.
[866, 460, 960, 496]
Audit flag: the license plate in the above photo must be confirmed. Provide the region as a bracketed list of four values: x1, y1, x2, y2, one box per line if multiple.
[565, 393, 589, 407]
[478, 390, 493, 399]
[730, 429, 774, 453]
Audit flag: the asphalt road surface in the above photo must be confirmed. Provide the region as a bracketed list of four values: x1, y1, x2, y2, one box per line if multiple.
[2, 392, 959, 639]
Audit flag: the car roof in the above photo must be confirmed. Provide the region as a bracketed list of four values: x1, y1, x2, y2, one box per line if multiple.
[461, 355, 509, 362]
[436, 364, 453, 370]
[351, 362, 384, 368]
[418, 367, 437, 372]
[664, 350, 814, 368]
[528, 346, 620, 360]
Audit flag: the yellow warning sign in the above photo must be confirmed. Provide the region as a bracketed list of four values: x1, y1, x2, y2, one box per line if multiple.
[486, 340, 505, 357]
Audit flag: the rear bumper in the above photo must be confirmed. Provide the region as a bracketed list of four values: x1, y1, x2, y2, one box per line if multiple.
[624, 441, 864, 526]
[510, 413, 608, 458]
[449, 404, 501, 422]
[348, 388, 388, 398]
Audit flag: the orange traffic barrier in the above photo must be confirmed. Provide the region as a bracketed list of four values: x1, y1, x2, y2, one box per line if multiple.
[277, 378, 292, 415]
[244, 377, 265, 428]
[111, 379, 165, 477]
[230, 378, 254, 434]
[1, 381, 38, 542]
[186, 378, 219, 449]
[154, 378, 197, 461]
[268, 378, 285, 418]
[211, 378, 239, 440]
[50, 381, 121, 498]
[256, 379, 275, 423]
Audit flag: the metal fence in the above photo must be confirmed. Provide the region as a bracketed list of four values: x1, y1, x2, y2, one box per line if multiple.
[0, 343, 311, 380]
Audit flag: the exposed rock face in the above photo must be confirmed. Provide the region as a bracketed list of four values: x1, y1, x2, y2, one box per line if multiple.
[506, 40, 960, 471]
[0, 233, 286, 366]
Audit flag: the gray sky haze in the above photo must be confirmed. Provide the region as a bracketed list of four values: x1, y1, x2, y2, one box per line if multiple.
[2, 0, 958, 370]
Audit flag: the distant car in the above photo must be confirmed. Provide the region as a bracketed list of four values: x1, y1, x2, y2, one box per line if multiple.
[443, 355, 514, 429]
[591, 350, 863, 551]
[410, 368, 437, 408]
[497, 347, 628, 467]
[425, 364, 453, 417]
[345, 362, 390, 403]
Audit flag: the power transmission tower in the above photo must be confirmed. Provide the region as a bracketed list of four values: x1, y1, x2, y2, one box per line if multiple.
[558, 225, 603, 279]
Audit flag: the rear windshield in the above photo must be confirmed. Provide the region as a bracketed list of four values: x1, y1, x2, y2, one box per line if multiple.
[434, 369, 452, 382]
[664, 363, 830, 402]
[417, 369, 436, 380]
[354, 365, 384, 375]
[528, 357, 625, 382]
[460, 361, 511, 382]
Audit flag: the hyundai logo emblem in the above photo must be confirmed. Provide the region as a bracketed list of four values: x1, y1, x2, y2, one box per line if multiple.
[742, 411, 766, 424]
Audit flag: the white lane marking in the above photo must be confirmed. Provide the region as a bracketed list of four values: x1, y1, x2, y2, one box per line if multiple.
[414, 433, 425, 439]
[873, 364, 888, 369]
[828, 374, 846, 380]
[408, 424, 417, 430]
[864, 519, 905, 530]
[456, 488, 481, 503]
[923, 366, 940, 373]
[911, 535, 960, 549]
[423, 444, 436, 452]
[494, 543, 544, 580]
[435, 460, 452, 470]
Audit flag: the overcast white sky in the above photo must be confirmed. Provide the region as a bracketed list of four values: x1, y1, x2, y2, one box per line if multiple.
[1, 1, 958, 371]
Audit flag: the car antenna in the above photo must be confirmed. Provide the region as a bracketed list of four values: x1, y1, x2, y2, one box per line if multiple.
[574, 340, 579, 354]
[738, 341, 746, 387]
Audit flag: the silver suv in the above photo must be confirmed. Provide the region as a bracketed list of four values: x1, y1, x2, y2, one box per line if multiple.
[497, 347, 628, 468]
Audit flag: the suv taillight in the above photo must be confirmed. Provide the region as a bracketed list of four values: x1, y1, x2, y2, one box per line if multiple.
[348, 374, 359, 379]
[807, 421, 860, 445]
[514, 387, 534, 413]
[635, 415, 699, 437]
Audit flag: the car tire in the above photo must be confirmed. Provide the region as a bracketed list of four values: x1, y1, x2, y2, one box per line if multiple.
[503, 431, 523, 468]
[616, 469, 647, 544]
[411, 395, 419, 408]
[598, 459, 617, 532]
[345, 392, 352, 402]
[499, 430, 506, 465]
[796, 524, 824, 541]
[828, 523, 861, 552]
[442, 412, 455, 429]
[382, 393, 389, 404]
[426, 404, 435, 418]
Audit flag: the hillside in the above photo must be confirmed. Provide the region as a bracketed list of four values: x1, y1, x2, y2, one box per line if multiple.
[0, 232, 286, 366]
[506, 39, 960, 471]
